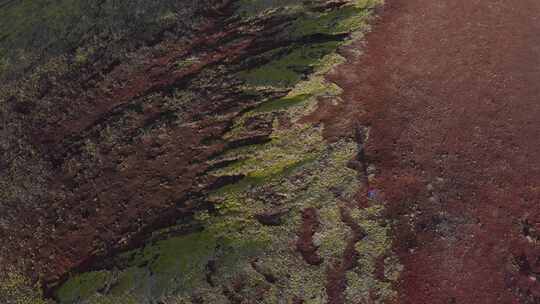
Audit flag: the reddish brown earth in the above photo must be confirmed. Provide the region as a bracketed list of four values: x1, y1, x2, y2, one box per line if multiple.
[326, 0, 540, 302]
[1, 1, 290, 290]
[297, 207, 323, 266]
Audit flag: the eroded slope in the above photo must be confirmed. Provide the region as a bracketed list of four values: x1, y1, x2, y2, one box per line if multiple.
[0, 1, 399, 303]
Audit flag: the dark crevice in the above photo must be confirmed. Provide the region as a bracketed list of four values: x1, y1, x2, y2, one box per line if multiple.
[226, 134, 272, 149]
[207, 174, 245, 192]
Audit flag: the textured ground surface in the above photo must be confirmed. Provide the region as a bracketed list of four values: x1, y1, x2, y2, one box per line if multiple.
[327, 0, 540, 303]
[1, 1, 394, 303]
[2, 0, 540, 303]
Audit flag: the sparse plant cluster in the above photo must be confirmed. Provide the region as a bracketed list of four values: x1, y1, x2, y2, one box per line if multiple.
[0, 269, 49, 304]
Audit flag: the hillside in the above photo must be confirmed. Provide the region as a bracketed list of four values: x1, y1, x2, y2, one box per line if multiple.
[2, 0, 540, 303]
[0, 1, 390, 303]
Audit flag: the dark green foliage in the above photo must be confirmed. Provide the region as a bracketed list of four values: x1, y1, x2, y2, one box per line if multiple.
[0, 0, 210, 78]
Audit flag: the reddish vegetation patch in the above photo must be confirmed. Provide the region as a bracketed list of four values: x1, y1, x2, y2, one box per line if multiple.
[327, 0, 540, 302]
[297, 207, 323, 266]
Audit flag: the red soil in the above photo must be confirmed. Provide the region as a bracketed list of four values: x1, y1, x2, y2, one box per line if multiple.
[327, 0, 540, 302]
[297, 207, 323, 265]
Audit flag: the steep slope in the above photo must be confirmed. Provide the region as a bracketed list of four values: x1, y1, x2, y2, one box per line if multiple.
[1, 1, 398, 303]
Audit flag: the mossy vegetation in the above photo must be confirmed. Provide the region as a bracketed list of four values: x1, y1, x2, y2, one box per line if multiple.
[3, 0, 397, 303]
[54, 231, 267, 303]
[238, 41, 341, 87]
[56, 272, 111, 304]
[0, 0, 207, 78]
[234, 0, 383, 90]
[251, 94, 310, 113]
[344, 204, 399, 303]
[0, 270, 49, 304]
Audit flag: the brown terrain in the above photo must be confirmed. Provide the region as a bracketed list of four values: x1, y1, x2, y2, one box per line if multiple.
[2, 0, 540, 302]
[1, 0, 290, 288]
[326, 0, 540, 302]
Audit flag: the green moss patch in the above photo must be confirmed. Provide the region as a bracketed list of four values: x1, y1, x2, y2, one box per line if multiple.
[49, 0, 395, 303]
[56, 272, 111, 304]
[0, 0, 199, 78]
[252, 94, 311, 113]
[56, 230, 267, 303]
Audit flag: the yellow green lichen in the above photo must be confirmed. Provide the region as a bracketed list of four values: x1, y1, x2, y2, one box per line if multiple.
[341, 204, 401, 303]
[0, 270, 48, 304]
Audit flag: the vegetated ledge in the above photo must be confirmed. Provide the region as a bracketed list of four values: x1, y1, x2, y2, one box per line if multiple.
[0, 0, 400, 303]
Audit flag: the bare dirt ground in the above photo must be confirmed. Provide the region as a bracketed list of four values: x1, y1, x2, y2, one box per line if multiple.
[327, 0, 540, 302]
